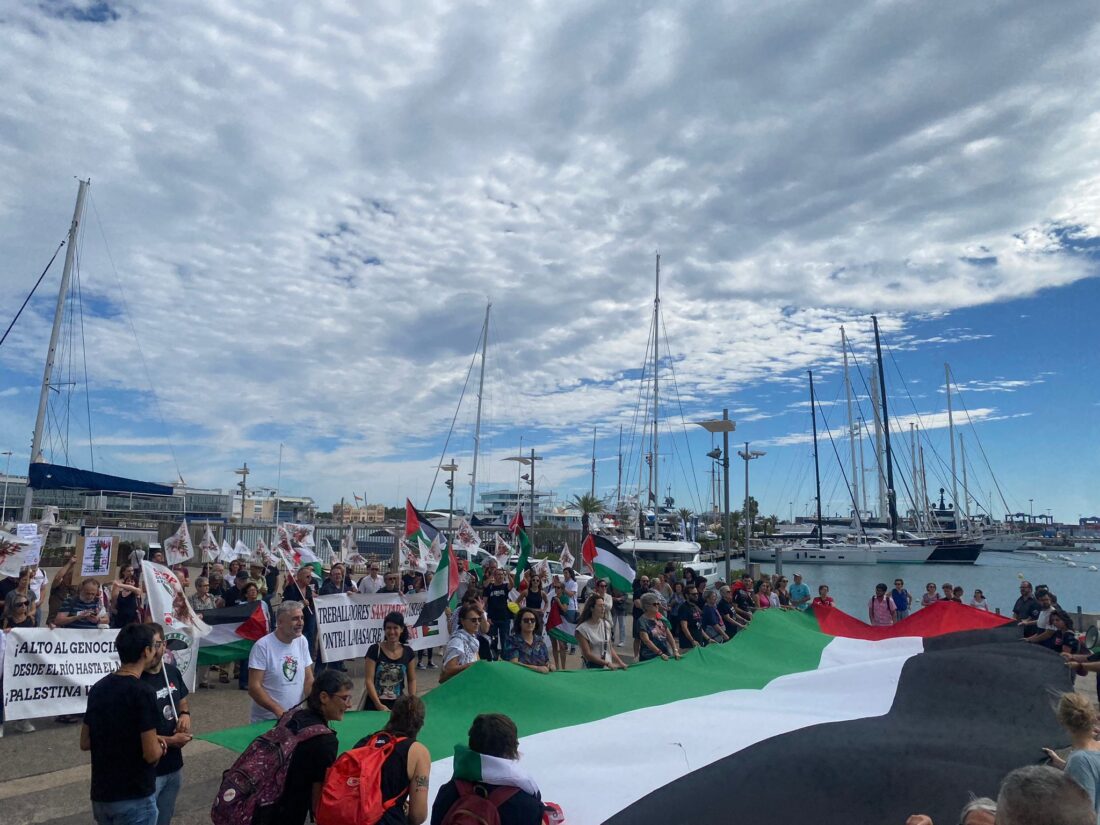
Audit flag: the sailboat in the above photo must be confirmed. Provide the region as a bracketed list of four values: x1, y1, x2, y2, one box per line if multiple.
[18, 180, 175, 525]
[616, 255, 722, 581]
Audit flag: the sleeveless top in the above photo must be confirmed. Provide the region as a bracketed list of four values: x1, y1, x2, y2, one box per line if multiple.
[353, 732, 415, 825]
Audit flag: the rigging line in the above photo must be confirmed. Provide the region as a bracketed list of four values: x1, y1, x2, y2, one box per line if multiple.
[424, 323, 482, 510]
[75, 225, 94, 471]
[816, 387, 868, 534]
[89, 196, 183, 482]
[0, 240, 66, 350]
[951, 373, 1012, 516]
[658, 309, 705, 515]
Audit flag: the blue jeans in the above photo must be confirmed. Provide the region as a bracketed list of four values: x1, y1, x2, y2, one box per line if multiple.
[154, 770, 181, 825]
[92, 794, 158, 825]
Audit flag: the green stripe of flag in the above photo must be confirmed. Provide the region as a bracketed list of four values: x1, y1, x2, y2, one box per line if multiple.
[201, 609, 831, 757]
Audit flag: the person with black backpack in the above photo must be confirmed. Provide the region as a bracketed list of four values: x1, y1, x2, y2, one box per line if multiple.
[212, 669, 353, 825]
[430, 714, 543, 825]
[315, 694, 431, 825]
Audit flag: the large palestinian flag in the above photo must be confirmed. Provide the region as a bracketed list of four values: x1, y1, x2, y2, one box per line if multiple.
[202, 601, 1070, 824]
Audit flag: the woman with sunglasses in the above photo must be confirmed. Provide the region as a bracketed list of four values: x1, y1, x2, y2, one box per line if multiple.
[2, 590, 38, 735]
[504, 608, 553, 673]
[969, 589, 991, 612]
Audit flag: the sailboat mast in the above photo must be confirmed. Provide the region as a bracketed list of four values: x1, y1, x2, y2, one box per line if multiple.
[590, 427, 597, 498]
[468, 302, 491, 515]
[616, 424, 622, 509]
[809, 370, 824, 548]
[910, 423, 919, 531]
[841, 326, 860, 523]
[23, 178, 89, 522]
[870, 378, 887, 519]
[872, 316, 898, 539]
[651, 253, 660, 534]
[945, 363, 960, 531]
[960, 433, 970, 532]
[857, 418, 869, 517]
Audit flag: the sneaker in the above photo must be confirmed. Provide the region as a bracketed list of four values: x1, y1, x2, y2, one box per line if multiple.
[13, 720, 35, 733]
[568, 646, 576, 655]
[416, 662, 426, 670]
[427, 662, 437, 669]
[616, 641, 624, 647]
[0, 725, 5, 738]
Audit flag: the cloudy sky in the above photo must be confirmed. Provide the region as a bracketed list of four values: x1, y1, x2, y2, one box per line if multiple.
[1, 1, 1098, 523]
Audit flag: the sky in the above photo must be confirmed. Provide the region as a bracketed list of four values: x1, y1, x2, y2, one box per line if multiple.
[1, 1, 1098, 524]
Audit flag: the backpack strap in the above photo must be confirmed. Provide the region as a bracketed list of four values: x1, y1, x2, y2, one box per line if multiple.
[487, 786, 519, 807]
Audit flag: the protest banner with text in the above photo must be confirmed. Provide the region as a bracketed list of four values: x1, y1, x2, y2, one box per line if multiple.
[1, 628, 120, 721]
[315, 591, 449, 662]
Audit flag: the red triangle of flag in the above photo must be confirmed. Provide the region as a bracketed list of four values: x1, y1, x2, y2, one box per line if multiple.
[235, 603, 269, 642]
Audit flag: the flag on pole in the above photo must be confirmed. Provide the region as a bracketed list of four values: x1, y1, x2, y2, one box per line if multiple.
[401, 540, 426, 572]
[494, 533, 512, 568]
[353, 493, 363, 504]
[0, 529, 33, 578]
[199, 523, 219, 563]
[254, 537, 277, 567]
[508, 511, 532, 576]
[405, 499, 445, 550]
[582, 533, 637, 592]
[454, 518, 481, 551]
[559, 542, 575, 569]
[233, 539, 252, 561]
[218, 539, 236, 563]
[164, 520, 195, 566]
[412, 513, 459, 628]
[141, 560, 210, 690]
[532, 558, 551, 587]
[196, 602, 270, 665]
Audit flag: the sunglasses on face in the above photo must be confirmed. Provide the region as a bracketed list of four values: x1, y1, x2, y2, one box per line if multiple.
[14, 600, 29, 607]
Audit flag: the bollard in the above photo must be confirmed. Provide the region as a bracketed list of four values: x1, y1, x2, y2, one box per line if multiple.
[1078, 606, 1084, 631]
[995, 607, 1000, 616]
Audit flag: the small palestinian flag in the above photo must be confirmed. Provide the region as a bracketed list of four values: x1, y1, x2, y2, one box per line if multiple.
[546, 596, 575, 644]
[202, 601, 1069, 825]
[452, 743, 539, 797]
[408, 500, 458, 628]
[508, 510, 532, 575]
[196, 602, 270, 665]
[581, 533, 636, 592]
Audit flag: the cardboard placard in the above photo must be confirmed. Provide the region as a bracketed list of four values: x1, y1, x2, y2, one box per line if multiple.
[80, 535, 117, 583]
[16, 524, 41, 568]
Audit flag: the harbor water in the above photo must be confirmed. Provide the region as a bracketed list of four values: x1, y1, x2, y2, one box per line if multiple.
[755, 549, 1100, 617]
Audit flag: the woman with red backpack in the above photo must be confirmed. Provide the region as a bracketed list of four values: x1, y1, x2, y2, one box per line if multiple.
[316, 694, 431, 825]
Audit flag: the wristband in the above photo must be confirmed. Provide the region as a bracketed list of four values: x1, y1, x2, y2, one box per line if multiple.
[178, 711, 190, 716]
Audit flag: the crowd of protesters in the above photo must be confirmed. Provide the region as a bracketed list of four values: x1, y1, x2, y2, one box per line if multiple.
[5, 540, 1100, 825]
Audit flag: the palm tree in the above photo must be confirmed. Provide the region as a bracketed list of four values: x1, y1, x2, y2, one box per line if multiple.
[571, 494, 606, 541]
[678, 508, 693, 537]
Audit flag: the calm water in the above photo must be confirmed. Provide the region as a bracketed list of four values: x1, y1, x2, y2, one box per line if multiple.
[755, 549, 1100, 616]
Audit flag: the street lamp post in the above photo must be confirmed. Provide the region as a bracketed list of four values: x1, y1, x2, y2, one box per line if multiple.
[697, 411, 736, 582]
[738, 443, 767, 572]
[234, 463, 250, 523]
[1, 450, 12, 525]
[441, 460, 459, 533]
[503, 449, 541, 538]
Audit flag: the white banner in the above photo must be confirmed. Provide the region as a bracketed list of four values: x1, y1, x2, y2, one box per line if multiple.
[315, 592, 450, 662]
[1, 628, 120, 721]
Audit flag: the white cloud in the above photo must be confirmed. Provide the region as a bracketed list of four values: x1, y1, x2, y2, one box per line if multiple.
[0, 1, 1097, 508]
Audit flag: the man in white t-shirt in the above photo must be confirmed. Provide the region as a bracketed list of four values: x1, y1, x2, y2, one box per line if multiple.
[247, 600, 314, 723]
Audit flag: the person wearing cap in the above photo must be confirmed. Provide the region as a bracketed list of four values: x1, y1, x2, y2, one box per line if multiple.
[637, 592, 679, 662]
[788, 573, 811, 611]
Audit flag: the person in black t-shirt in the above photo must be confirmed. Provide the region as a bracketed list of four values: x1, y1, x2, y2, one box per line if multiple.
[631, 575, 651, 660]
[676, 589, 708, 650]
[263, 669, 354, 825]
[352, 694, 433, 825]
[483, 568, 513, 661]
[1013, 581, 1041, 637]
[431, 713, 543, 825]
[81, 623, 164, 825]
[142, 623, 192, 825]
